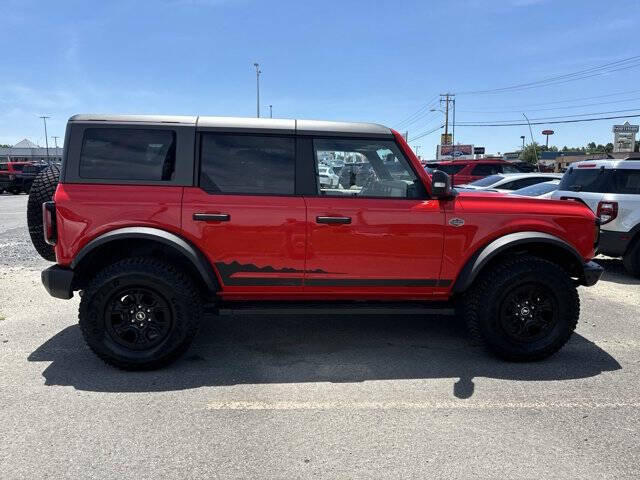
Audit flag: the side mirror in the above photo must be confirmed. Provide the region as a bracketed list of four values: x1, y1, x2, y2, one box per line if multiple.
[431, 169, 455, 199]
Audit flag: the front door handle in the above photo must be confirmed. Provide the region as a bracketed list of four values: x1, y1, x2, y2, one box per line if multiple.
[316, 216, 351, 224]
[193, 213, 230, 222]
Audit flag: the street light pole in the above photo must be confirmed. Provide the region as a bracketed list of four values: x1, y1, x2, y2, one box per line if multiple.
[39, 116, 50, 163]
[520, 135, 525, 151]
[253, 63, 261, 118]
[522, 113, 540, 172]
[269, 104, 272, 118]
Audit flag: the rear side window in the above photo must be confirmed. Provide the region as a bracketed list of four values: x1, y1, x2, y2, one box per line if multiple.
[0, 164, 7, 171]
[11, 164, 25, 171]
[199, 134, 295, 195]
[80, 128, 176, 181]
[613, 170, 640, 194]
[432, 163, 465, 175]
[472, 164, 501, 176]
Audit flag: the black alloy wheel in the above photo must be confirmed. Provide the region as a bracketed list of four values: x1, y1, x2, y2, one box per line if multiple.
[105, 288, 173, 350]
[498, 283, 558, 343]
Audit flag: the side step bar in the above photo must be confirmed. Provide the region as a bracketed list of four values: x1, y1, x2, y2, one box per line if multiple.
[210, 302, 455, 316]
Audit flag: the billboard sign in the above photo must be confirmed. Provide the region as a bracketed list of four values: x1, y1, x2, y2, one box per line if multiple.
[438, 144, 474, 160]
[440, 133, 452, 145]
[473, 147, 485, 155]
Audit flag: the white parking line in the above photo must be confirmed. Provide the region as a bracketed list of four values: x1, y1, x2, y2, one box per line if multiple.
[206, 400, 640, 411]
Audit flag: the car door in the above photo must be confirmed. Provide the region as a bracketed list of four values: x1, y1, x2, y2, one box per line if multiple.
[181, 130, 307, 297]
[303, 137, 446, 299]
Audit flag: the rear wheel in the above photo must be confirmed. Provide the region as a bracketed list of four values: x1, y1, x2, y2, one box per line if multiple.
[463, 255, 579, 361]
[26, 165, 60, 261]
[623, 240, 640, 279]
[79, 257, 203, 370]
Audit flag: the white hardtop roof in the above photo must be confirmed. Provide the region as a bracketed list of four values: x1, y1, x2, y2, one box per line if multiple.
[68, 114, 392, 136]
[569, 158, 640, 170]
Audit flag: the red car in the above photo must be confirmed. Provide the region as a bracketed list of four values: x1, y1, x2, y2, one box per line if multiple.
[428, 159, 522, 185]
[0, 161, 35, 194]
[30, 114, 602, 370]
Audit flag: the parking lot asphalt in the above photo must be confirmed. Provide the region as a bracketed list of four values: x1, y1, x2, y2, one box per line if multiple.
[1, 193, 639, 479]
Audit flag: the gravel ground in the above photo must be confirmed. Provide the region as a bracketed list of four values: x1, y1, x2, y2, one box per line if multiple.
[1, 193, 639, 479]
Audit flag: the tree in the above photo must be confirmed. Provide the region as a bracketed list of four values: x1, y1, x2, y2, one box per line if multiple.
[0, 144, 11, 148]
[520, 142, 541, 164]
[605, 143, 614, 153]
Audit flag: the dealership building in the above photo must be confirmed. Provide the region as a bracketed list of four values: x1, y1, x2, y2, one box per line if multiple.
[0, 139, 63, 163]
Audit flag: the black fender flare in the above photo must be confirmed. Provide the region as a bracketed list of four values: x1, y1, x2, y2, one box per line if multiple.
[452, 231, 584, 293]
[70, 227, 219, 291]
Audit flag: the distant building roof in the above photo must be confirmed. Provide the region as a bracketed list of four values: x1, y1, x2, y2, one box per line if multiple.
[13, 138, 39, 148]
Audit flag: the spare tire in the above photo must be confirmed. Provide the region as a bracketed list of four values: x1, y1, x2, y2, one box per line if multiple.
[27, 165, 60, 261]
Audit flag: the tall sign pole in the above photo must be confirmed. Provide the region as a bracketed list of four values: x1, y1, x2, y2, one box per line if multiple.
[39, 116, 50, 163]
[253, 63, 261, 118]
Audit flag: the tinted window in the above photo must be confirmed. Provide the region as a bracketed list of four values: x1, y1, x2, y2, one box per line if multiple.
[80, 128, 176, 181]
[558, 168, 611, 193]
[505, 177, 554, 190]
[613, 170, 640, 194]
[0, 164, 7, 171]
[501, 164, 521, 174]
[200, 134, 295, 194]
[472, 164, 501, 176]
[314, 138, 424, 198]
[11, 164, 25, 171]
[513, 181, 559, 197]
[469, 174, 503, 187]
[431, 163, 465, 175]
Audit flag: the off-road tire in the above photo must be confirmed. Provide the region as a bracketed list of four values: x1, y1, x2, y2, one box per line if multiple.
[623, 239, 640, 279]
[26, 165, 60, 261]
[79, 257, 203, 370]
[463, 255, 579, 361]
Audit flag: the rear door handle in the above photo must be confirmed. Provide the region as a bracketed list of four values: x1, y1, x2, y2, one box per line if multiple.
[316, 216, 351, 224]
[193, 213, 230, 222]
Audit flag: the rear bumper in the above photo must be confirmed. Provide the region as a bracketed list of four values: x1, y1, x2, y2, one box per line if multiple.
[598, 230, 632, 257]
[41, 265, 74, 299]
[580, 261, 604, 287]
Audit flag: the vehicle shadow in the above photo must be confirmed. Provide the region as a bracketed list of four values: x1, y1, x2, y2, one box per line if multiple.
[28, 313, 620, 399]
[594, 257, 640, 286]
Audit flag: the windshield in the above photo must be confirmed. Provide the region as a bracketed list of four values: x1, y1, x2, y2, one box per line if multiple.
[502, 165, 521, 174]
[469, 174, 504, 187]
[513, 180, 559, 196]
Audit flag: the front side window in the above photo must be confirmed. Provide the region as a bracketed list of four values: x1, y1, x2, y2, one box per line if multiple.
[80, 128, 176, 181]
[313, 138, 424, 198]
[199, 134, 295, 194]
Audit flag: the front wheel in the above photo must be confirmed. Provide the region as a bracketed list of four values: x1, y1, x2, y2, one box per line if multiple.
[463, 255, 579, 361]
[79, 257, 203, 370]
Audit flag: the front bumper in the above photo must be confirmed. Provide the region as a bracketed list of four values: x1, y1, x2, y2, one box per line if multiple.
[580, 261, 604, 287]
[41, 265, 74, 299]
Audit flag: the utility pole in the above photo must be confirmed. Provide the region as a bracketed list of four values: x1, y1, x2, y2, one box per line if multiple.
[52, 136, 59, 158]
[404, 131, 409, 142]
[522, 113, 540, 172]
[253, 63, 261, 118]
[440, 94, 455, 144]
[39, 116, 50, 163]
[269, 104, 273, 118]
[414, 145, 421, 156]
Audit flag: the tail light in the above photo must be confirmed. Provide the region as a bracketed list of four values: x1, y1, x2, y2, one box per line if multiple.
[42, 201, 57, 245]
[596, 201, 618, 225]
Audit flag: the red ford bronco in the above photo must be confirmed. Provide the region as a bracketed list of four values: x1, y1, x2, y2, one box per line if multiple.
[28, 114, 603, 370]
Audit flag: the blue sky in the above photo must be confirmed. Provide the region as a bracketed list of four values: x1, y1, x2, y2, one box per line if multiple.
[1, 0, 639, 158]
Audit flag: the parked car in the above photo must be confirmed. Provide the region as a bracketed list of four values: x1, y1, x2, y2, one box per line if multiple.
[552, 157, 640, 277]
[31, 114, 601, 370]
[317, 165, 340, 188]
[509, 180, 560, 198]
[460, 173, 563, 193]
[427, 159, 522, 185]
[0, 161, 37, 194]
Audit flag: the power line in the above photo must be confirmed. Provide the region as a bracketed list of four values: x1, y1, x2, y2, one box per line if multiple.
[454, 113, 640, 127]
[457, 88, 640, 111]
[456, 107, 640, 125]
[394, 94, 439, 128]
[457, 96, 640, 114]
[456, 55, 640, 95]
[409, 124, 444, 142]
